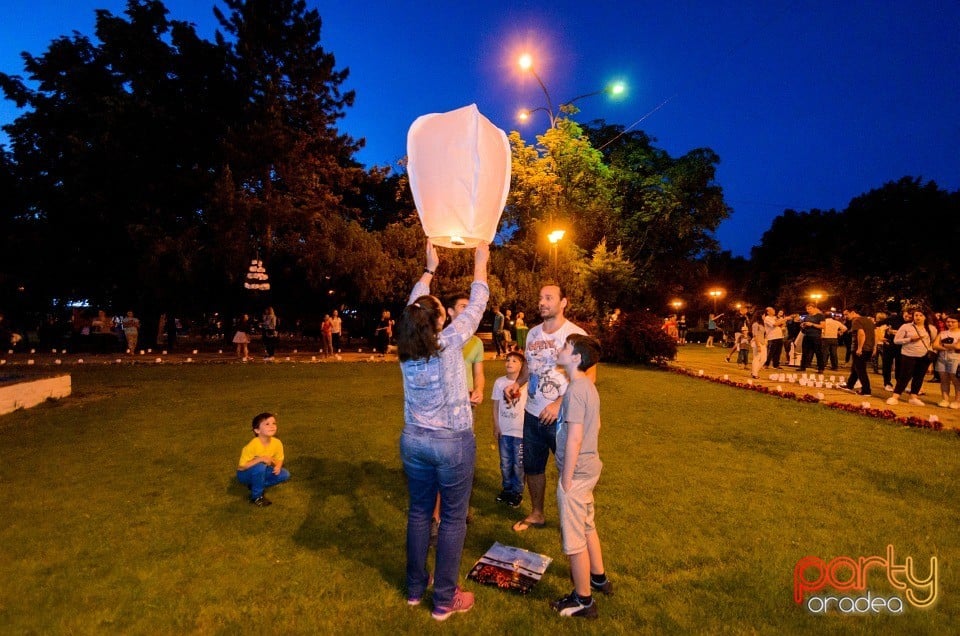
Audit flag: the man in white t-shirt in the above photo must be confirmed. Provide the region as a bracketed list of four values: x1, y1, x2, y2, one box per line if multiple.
[506, 284, 595, 532]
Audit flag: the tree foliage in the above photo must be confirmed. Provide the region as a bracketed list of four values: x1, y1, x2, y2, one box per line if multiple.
[747, 177, 960, 310]
[0, 1, 735, 329]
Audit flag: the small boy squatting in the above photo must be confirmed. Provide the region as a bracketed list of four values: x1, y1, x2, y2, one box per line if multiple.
[237, 412, 291, 507]
[551, 334, 613, 619]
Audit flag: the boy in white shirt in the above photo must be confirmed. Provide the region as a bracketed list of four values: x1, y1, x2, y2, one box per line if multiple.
[492, 351, 527, 507]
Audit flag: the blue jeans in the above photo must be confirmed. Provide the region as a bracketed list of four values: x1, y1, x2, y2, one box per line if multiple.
[498, 434, 524, 495]
[236, 464, 290, 499]
[400, 427, 475, 608]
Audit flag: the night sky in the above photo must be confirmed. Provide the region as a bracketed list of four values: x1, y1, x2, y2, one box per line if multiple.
[2, 1, 958, 256]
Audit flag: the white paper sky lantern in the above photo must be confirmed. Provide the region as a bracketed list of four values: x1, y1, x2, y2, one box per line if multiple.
[407, 103, 511, 248]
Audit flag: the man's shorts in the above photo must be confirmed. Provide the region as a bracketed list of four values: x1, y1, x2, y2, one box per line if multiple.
[522, 409, 556, 475]
[557, 472, 601, 555]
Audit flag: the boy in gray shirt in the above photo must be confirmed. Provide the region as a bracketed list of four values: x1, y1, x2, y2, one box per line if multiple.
[550, 334, 612, 619]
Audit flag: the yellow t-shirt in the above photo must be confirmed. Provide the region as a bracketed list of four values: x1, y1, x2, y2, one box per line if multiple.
[462, 335, 483, 391]
[238, 437, 284, 469]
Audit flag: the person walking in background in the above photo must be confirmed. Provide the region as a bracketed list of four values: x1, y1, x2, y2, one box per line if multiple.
[397, 240, 488, 621]
[843, 307, 875, 396]
[331, 309, 343, 352]
[799, 304, 825, 373]
[750, 310, 767, 379]
[677, 314, 688, 344]
[320, 314, 334, 358]
[762, 307, 785, 369]
[886, 309, 937, 406]
[514, 311, 529, 351]
[492, 305, 506, 359]
[878, 309, 905, 391]
[261, 307, 278, 360]
[122, 310, 140, 353]
[932, 314, 960, 408]
[726, 306, 749, 363]
[376, 309, 394, 356]
[821, 312, 846, 371]
[233, 313, 251, 361]
[706, 313, 718, 348]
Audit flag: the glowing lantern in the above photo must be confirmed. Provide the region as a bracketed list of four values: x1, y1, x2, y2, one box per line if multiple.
[407, 104, 511, 248]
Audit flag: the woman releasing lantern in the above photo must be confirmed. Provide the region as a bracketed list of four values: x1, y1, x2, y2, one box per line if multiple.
[397, 240, 488, 620]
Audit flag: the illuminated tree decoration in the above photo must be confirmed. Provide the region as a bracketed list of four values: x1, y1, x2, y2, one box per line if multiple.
[407, 103, 511, 248]
[244, 259, 270, 291]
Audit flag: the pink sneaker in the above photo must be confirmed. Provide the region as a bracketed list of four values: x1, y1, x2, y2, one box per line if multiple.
[432, 587, 475, 621]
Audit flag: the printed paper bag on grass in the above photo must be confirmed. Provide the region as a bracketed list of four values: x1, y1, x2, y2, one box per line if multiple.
[467, 542, 552, 594]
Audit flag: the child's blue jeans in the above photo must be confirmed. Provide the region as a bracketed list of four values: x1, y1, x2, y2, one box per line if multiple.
[237, 464, 290, 499]
[498, 434, 524, 495]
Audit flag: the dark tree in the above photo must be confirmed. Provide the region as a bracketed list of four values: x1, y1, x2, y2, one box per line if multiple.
[0, 0, 235, 315]
[208, 0, 369, 314]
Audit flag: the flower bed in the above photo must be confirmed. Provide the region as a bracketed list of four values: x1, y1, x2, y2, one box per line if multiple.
[669, 366, 947, 433]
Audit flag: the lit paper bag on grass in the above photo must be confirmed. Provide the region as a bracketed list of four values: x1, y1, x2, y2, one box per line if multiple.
[407, 103, 511, 248]
[467, 542, 552, 594]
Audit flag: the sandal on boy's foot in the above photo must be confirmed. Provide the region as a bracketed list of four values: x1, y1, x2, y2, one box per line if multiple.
[512, 518, 546, 532]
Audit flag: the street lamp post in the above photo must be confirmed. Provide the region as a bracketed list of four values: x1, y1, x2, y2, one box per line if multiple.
[548, 229, 565, 279]
[517, 53, 625, 128]
[708, 289, 724, 314]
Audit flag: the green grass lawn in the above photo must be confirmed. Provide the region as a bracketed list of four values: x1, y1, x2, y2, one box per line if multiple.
[1, 362, 958, 634]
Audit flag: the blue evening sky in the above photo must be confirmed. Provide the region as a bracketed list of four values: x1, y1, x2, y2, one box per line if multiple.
[2, 1, 958, 256]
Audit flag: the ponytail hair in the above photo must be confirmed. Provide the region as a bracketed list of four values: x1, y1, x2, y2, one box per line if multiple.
[397, 295, 443, 361]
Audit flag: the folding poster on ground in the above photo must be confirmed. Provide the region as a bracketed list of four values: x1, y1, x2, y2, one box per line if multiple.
[467, 542, 552, 594]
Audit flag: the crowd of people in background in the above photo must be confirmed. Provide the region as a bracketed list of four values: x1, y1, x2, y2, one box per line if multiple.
[693, 304, 960, 409]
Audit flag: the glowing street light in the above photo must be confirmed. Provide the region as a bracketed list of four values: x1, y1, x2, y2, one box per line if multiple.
[516, 53, 626, 128]
[548, 229, 565, 278]
[809, 292, 824, 304]
[708, 288, 725, 314]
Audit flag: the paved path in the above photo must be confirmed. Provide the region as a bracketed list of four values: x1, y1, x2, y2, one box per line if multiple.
[672, 344, 959, 430]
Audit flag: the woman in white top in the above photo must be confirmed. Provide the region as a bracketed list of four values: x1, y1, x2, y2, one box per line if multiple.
[932, 314, 960, 408]
[750, 310, 767, 379]
[886, 309, 938, 406]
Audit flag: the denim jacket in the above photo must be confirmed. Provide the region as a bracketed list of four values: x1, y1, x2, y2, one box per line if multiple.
[401, 279, 489, 433]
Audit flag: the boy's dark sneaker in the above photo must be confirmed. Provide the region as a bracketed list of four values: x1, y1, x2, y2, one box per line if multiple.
[495, 490, 510, 503]
[550, 591, 598, 618]
[508, 493, 523, 508]
[251, 496, 271, 507]
[591, 576, 614, 595]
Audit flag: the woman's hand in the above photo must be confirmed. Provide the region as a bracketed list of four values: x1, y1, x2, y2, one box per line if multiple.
[425, 239, 439, 273]
[473, 241, 489, 283]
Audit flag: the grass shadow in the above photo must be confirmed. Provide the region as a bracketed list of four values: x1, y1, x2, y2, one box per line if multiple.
[292, 456, 409, 591]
